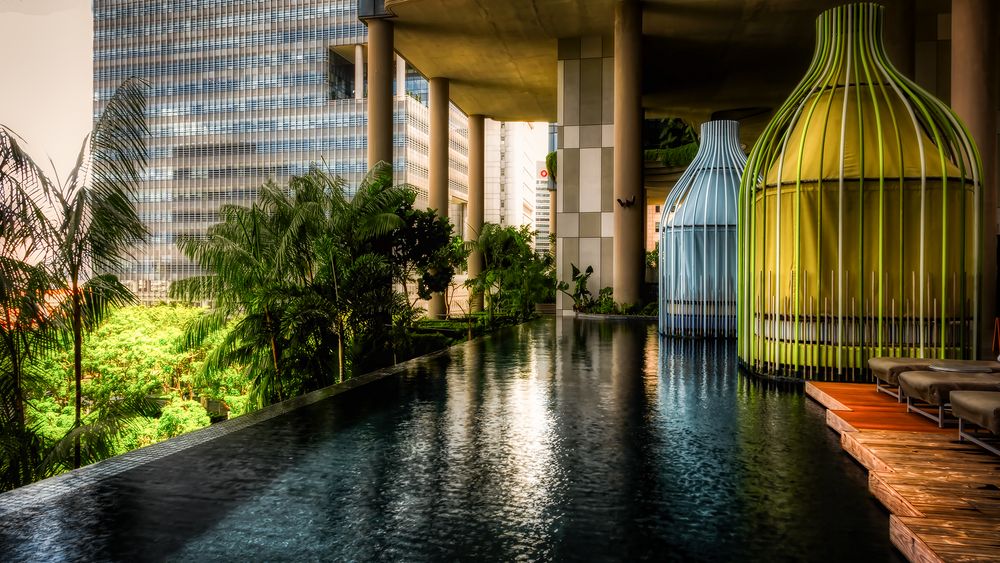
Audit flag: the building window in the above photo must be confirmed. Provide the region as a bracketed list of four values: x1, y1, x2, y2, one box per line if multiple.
[328, 50, 355, 100]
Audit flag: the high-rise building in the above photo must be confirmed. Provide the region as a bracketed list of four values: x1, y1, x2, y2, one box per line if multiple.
[533, 162, 552, 254]
[93, 0, 469, 301]
[535, 123, 558, 255]
[482, 120, 547, 230]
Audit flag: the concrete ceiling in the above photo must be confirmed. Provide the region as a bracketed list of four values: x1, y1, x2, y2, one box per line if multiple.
[384, 0, 887, 126]
[384, 0, 613, 122]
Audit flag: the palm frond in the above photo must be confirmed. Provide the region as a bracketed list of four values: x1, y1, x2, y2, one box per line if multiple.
[80, 274, 137, 331]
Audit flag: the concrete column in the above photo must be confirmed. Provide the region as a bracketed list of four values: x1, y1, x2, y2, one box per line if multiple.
[613, 0, 644, 307]
[952, 0, 998, 358]
[428, 76, 450, 318]
[883, 0, 915, 77]
[396, 55, 407, 98]
[366, 18, 393, 171]
[466, 114, 485, 312]
[354, 44, 365, 100]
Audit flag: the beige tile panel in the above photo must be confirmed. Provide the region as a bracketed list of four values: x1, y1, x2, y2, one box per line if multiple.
[562, 59, 580, 126]
[579, 212, 602, 237]
[579, 57, 604, 125]
[558, 212, 579, 238]
[561, 236, 580, 285]
[557, 60, 565, 125]
[601, 211, 614, 237]
[579, 147, 603, 212]
[601, 147, 614, 212]
[564, 125, 580, 149]
[601, 123, 614, 146]
[560, 148, 580, 213]
[579, 125, 602, 148]
[602, 56, 615, 124]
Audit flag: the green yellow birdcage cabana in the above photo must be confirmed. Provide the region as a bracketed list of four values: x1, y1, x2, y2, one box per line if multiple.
[737, 2, 981, 379]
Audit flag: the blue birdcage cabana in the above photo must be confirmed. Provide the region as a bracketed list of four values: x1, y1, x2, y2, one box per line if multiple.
[659, 120, 746, 337]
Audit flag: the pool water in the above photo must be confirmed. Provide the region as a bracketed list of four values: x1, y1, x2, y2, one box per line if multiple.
[0, 319, 901, 561]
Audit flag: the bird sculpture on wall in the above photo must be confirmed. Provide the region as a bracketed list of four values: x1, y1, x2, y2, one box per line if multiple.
[616, 195, 636, 208]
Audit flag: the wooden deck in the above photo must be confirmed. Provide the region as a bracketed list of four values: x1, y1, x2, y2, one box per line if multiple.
[806, 382, 1000, 563]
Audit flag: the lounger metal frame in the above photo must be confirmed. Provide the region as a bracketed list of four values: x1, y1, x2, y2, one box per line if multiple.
[958, 418, 1000, 457]
[906, 396, 949, 428]
[875, 380, 903, 402]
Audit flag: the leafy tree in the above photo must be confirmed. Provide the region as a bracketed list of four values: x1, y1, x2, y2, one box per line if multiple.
[156, 400, 210, 439]
[319, 166, 412, 374]
[391, 202, 460, 307]
[466, 223, 555, 323]
[25, 304, 247, 462]
[646, 242, 659, 270]
[443, 235, 471, 318]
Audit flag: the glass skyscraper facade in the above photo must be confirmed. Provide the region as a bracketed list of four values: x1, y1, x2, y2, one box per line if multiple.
[93, 0, 469, 301]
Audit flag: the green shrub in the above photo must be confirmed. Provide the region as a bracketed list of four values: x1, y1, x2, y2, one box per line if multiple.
[156, 400, 211, 440]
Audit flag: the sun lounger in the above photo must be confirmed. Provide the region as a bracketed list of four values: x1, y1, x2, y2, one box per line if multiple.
[951, 390, 1000, 457]
[897, 370, 1000, 427]
[868, 357, 1000, 401]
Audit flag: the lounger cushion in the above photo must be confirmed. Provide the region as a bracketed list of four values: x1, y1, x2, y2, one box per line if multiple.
[950, 391, 1000, 435]
[869, 358, 1000, 385]
[869, 358, 937, 385]
[898, 371, 1000, 406]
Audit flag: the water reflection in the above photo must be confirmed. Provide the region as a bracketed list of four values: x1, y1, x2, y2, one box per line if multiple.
[0, 319, 901, 562]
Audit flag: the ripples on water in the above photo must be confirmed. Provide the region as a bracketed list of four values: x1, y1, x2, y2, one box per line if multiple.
[0, 319, 901, 562]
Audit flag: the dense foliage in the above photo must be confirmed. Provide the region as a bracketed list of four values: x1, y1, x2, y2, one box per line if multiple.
[466, 223, 556, 323]
[644, 117, 699, 167]
[558, 263, 656, 316]
[27, 305, 239, 455]
[171, 164, 464, 408]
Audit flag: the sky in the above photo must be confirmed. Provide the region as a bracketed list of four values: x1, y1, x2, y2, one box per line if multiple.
[0, 0, 92, 180]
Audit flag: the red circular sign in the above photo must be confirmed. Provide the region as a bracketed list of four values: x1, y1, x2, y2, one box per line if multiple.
[540, 170, 548, 178]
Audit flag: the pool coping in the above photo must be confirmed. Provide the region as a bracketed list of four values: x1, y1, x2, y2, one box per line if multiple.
[574, 312, 656, 322]
[0, 336, 467, 517]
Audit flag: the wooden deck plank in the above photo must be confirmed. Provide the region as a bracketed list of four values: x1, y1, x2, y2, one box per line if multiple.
[810, 383, 1000, 563]
[805, 381, 853, 411]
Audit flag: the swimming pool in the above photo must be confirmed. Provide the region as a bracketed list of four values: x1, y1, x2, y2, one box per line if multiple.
[0, 318, 900, 561]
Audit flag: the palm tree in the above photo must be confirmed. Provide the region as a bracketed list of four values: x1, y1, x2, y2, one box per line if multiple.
[49, 77, 150, 468]
[0, 126, 58, 489]
[1, 77, 152, 482]
[173, 169, 351, 406]
[318, 164, 431, 374]
[172, 191, 295, 407]
[172, 164, 412, 405]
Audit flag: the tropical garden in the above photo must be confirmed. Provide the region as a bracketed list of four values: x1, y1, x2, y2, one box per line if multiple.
[0, 79, 556, 492]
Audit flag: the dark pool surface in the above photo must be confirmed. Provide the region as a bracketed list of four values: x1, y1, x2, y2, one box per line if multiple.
[0, 318, 902, 562]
